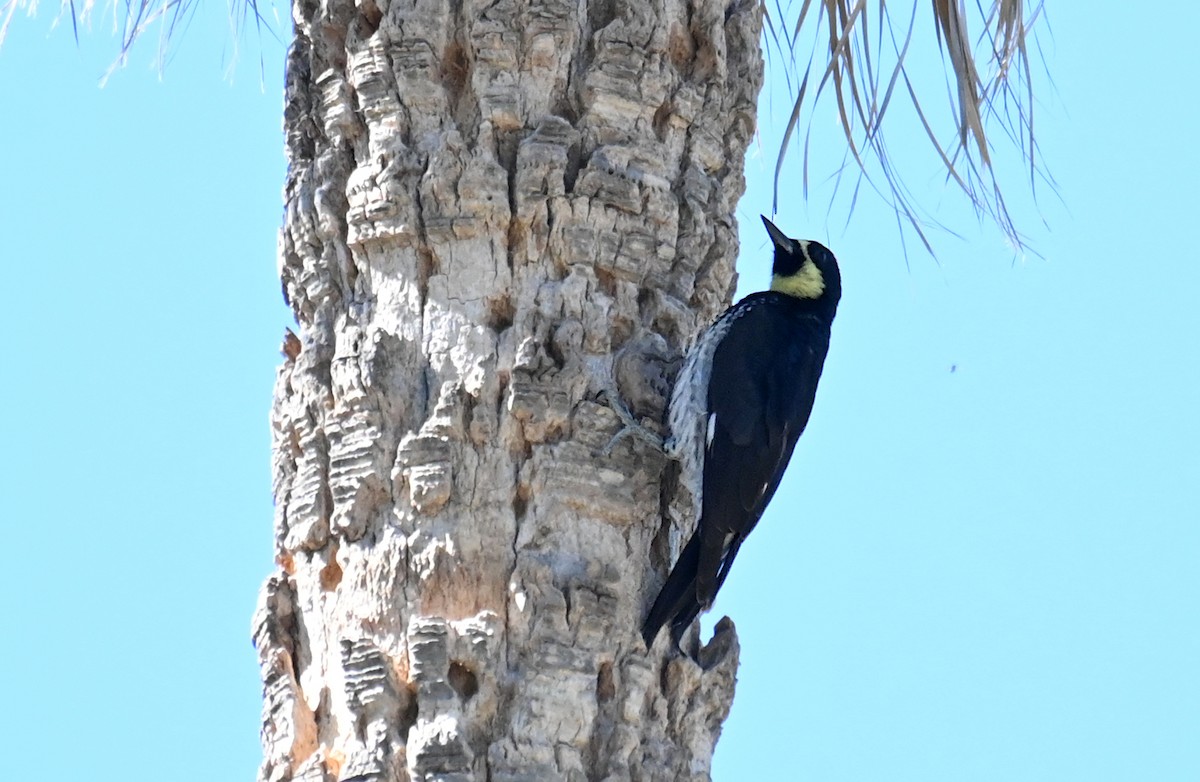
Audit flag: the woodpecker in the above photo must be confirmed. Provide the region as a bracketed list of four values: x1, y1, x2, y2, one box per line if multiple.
[642, 216, 842, 650]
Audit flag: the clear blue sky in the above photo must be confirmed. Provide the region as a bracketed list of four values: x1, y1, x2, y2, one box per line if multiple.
[2, 3, 1197, 780]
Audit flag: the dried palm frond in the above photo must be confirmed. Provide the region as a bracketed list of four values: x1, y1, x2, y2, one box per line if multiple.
[0, 0, 276, 82]
[764, 0, 1050, 254]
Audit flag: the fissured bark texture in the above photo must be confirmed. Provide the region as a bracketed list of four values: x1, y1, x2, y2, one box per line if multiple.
[254, 1, 763, 779]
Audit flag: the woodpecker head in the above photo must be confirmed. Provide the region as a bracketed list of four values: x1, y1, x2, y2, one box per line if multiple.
[761, 215, 841, 307]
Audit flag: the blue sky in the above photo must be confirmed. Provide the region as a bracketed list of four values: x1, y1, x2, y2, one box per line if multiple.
[2, 3, 1197, 780]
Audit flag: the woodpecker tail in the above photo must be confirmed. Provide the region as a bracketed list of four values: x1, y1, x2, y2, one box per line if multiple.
[641, 533, 702, 649]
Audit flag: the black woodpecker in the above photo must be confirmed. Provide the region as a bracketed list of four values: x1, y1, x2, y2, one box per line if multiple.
[641, 216, 841, 649]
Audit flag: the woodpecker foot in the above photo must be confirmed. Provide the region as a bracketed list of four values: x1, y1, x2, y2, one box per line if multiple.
[598, 389, 664, 457]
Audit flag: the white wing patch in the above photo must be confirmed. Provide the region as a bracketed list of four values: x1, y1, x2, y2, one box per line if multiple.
[665, 300, 756, 529]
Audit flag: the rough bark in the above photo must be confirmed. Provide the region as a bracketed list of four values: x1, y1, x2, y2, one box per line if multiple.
[253, 0, 764, 779]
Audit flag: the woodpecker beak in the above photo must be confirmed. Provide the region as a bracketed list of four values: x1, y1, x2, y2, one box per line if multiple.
[761, 215, 795, 254]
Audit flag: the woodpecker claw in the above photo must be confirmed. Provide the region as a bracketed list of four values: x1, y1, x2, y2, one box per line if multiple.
[598, 389, 664, 457]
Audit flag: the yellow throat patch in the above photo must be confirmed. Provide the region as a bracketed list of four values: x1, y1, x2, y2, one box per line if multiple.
[770, 244, 825, 299]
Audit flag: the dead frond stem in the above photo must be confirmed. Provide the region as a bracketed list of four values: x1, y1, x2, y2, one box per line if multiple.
[1, 0, 275, 82]
[768, 0, 1049, 255]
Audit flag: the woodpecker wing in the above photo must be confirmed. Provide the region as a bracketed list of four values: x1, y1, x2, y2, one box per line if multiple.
[694, 298, 831, 607]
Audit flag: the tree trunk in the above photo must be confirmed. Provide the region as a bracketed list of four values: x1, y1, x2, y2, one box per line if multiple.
[253, 0, 763, 779]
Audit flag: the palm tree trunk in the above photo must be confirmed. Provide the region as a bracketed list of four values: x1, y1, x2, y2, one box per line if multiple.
[254, 0, 763, 779]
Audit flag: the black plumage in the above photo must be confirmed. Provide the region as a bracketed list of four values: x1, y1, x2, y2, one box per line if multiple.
[642, 216, 841, 649]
